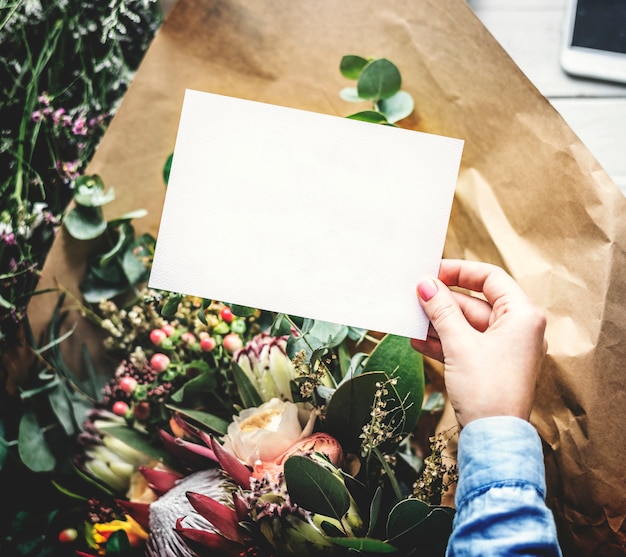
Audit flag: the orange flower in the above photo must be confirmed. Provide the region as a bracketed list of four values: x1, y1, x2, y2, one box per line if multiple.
[252, 431, 343, 483]
[88, 514, 148, 555]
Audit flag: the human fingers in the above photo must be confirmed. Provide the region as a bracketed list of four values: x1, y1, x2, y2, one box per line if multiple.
[410, 325, 443, 362]
[416, 278, 473, 343]
[438, 259, 530, 308]
[452, 290, 491, 333]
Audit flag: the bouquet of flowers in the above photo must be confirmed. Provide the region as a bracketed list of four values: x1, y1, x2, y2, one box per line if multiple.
[61, 286, 457, 557]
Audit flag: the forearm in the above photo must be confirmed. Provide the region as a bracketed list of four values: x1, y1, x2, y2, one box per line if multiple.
[447, 417, 562, 557]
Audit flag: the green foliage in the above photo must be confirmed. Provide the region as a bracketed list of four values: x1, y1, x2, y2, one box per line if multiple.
[339, 55, 415, 124]
[63, 174, 155, 304]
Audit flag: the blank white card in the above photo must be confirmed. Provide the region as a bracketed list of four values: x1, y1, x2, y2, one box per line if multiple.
[149, 90, 463, 339]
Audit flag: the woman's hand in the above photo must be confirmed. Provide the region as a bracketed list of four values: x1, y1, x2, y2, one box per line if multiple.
[411, 259, 547, 428]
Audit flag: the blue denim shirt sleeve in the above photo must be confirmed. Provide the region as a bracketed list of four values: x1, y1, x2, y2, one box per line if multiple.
[446, 416, 562, 557]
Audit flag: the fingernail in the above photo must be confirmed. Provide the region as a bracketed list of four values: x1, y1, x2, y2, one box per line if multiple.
[417, 279, 438, 301]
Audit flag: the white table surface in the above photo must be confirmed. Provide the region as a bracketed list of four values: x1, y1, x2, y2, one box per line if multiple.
[469, 0, 626, 194]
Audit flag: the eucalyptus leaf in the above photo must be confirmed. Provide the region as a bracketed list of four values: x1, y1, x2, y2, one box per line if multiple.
[166, 405, 229, 435]
[357, 59, 401, 101]
[18, 411, 56, 472]
[347, 110, 389, 124]
[63, 205, 107, 240]
[284, 455, 350, 519]
[377, 91, 415, 123]
[122, 234, 154, 285]
[340, 54, 369, 79]
[231, 360, 263, 408]
[339, 87, 365, 103]
[387, 505, 454, 552]
[74, 185, 115, 208]
[328, 536, 397, 553]
[368, 486, 383, 536]
[270, 313, 293, 337]
[308, 320, 349, 346]
[98, 222, 129, 267]
[109, 208, 149, 225]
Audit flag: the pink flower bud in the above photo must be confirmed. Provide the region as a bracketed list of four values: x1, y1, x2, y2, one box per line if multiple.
[119, 376, 138, 394]
[161, 324, 176, 336]
[220, 307, 234, 323]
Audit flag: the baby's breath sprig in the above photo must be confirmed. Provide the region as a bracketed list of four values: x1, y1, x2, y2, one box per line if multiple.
[412, 426, 460, 505]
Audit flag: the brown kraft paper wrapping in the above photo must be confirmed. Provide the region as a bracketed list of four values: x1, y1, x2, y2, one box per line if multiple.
[26, 0, 626, 554]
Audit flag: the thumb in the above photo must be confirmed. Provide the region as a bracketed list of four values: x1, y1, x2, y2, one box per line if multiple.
[417, 278, 471, 340]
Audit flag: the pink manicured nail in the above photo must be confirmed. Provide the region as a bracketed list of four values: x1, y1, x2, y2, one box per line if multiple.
[417, 279, 438, 301]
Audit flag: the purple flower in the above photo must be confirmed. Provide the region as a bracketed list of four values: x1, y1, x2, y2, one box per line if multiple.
[72, 115, 88, 136]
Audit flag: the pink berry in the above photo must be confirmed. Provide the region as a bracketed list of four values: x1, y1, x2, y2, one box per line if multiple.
[150, 353, 171, 372]
[200, 336, 217, 352]
[181, 331, 196, 344]
[119, 376, 138, 394]
[133, 401, 151, 421]
[150, 329, 166, 345]
[220, 307, 234, 323]
[58, 528, 78, 543]
[112, 401, 130, 416]
[223, 333, 243, 353]
[161, 324, 176, 336]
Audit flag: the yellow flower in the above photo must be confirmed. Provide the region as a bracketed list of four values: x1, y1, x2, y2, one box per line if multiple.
[89, 514, 148, 554]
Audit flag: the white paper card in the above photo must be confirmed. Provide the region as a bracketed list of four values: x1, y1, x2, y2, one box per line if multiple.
[149, 90, 463, 339]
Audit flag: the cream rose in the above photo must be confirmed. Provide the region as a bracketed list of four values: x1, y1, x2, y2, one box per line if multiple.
[223, 398, 316, 467]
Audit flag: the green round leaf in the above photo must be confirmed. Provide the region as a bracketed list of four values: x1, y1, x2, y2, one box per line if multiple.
[63, 206, 107, 240]
[162, 292, 183, 317]
[339, 87, 364, 103]
[230, 304, 257, 318]
[377, 91, 415, 123]
[386, 498, 430, 540]
[18, 411, 56, 472]
[340, 55, 370, 79]
[284, 455, 350, 519]
[357, 59, 402, 101]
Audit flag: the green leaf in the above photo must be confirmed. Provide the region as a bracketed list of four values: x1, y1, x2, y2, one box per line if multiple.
[386, 498, 430, 540]
[73, 175, 114, 207]
[169, 365, 216, 405]
[367, 486, 383, 536]
[162, 292, 182, 317]
[339, 87, 365, 103]
[106, 529, 131, 553]
[270, 313, 292, 336]
[166, 405, 229, 435]
[122, 233, 155, 285]
[328, 536, 397, 553]
[284, 455, 350, 519]
[377, 91, 415, 123]
[109, 208, 148, 225]
[230, 304, 257, 318]
[340, 55, 369, 79]
[325, 371, 388, 453]
[387, 504, 454, 552]
[0, 420, 8, 471]
[63, 206, 107, 240]
[347, 111, 389, 124]
[231, 360, 263, 408]
[363, 334, 424, 436]
[357, 59, 402, 101]
[98, 222, 129, 267]
[18, 411, 55, 472]
[48, 384, 76, 436]
[308, 321, 349, 347]
[163, 153, 173, 185]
